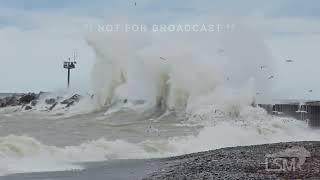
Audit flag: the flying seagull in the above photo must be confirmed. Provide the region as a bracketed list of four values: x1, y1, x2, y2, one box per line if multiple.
[268, 75, 274, 80]
[286, 59, 294, 63]
[260, 65, 267, 70]
[160, 57, 167, 60]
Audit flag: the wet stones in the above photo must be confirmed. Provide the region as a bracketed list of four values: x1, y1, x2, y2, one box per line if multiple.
[30, 100, 38, 106]
[0, 95, 21, 107]
[45, 98, 56, 105]
[24, 105, 32, 111]
[19, 93, 37, 104]
[60, 94, 81, 105]
[144, 142, 320, 180]
[0, 92, 82, 111]
[48, 102, 58, 111]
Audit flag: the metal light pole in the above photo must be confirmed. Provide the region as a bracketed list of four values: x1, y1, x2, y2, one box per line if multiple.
[63, 53, 77, 88]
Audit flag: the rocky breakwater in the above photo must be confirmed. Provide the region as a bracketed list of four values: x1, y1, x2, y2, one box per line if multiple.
[0, 92, 82, 111]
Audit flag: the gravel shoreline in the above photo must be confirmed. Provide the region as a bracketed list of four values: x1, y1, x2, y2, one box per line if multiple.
[145, 141, 320, 179]
[2, 141, 320, 180]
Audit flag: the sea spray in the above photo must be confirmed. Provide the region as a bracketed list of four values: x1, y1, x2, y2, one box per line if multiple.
[86, 18, 275, 111]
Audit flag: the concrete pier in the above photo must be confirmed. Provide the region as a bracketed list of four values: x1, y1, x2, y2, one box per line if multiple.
[305, 105, 320, 127]
[259, 102, 320, 127]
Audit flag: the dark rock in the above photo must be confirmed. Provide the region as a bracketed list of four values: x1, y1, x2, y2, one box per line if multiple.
[5, 96, 20, 106]
[60, 94, 81, 107]
[0, 95, 21, 107]
[48, 102, 58, 111]
[0, 92, 82, 110]
[65, 101, 75, 108]
[0, 98, 6, 107]
[24, 105, 32, 110]
[19, 93, 37, 104]
[45, 98, 56, 105]
[30, 100, 38, 106]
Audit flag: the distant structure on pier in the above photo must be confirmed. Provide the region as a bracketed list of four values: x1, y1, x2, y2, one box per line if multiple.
[259, 100, 320, 127]
[63, 52, 77, 88]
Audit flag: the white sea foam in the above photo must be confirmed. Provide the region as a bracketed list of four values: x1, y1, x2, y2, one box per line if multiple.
[1, 106, 319, 176]
[0, 135, 167, 176]
[86, 18, 275, 110]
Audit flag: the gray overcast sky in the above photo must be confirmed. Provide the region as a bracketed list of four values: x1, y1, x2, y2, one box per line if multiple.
[0, 0, 319, 99]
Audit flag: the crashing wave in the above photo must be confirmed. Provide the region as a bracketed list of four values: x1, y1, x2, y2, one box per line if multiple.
[86, 19, 275, 114]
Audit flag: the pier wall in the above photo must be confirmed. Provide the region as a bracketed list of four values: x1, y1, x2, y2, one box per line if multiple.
[258, 103, 320, 127]
[306, 105, 320, 127]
